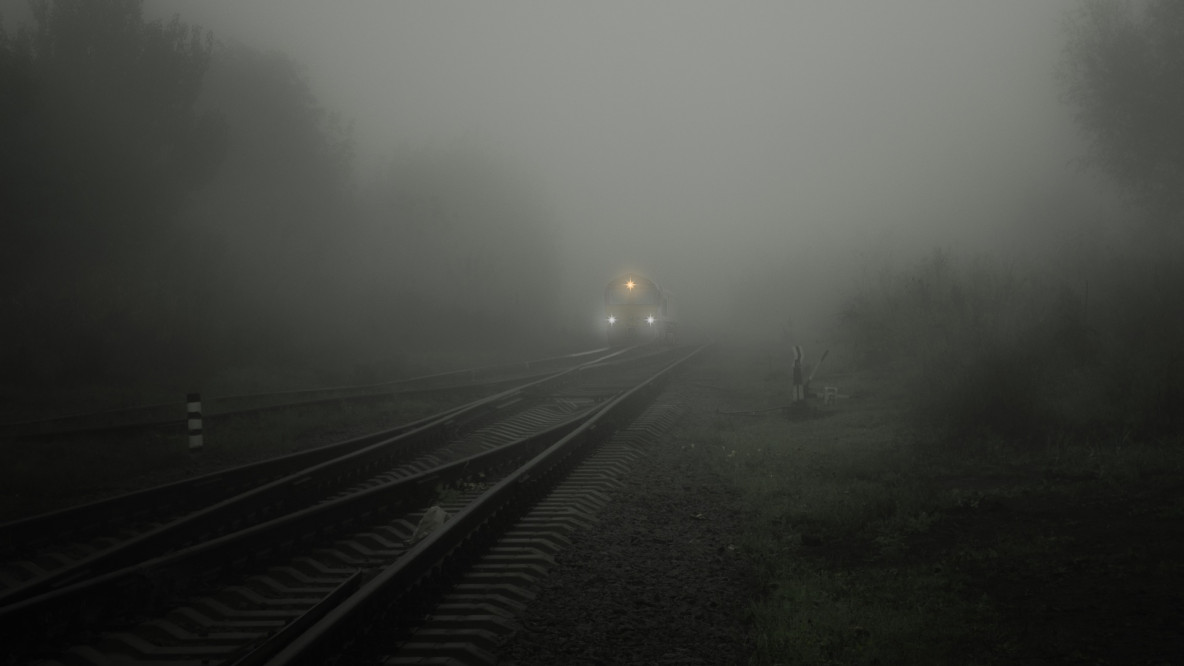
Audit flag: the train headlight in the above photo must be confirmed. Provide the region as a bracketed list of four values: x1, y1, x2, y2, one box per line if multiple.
[608, 316, 616, 325]
[646, 316, 655, 325]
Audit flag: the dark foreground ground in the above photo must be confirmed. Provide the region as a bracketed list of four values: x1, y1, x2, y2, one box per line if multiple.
[498, 347, 1184, 665]
[4, 346, 1181, 664]
[496, 380, 759, 665]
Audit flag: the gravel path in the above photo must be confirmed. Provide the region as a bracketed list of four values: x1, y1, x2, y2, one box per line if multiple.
[497, 381, 758, 665]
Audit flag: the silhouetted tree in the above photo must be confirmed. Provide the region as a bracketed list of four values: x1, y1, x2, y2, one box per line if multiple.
[4, 0, 222, 255]
[181, 44, 356, 368]
[0, 0, 224, 388]
[355, 144, 560, 352]
[1062, 0, 1184, 227]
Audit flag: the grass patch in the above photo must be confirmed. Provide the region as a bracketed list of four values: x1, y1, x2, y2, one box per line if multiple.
[679, 346, 1184, 665]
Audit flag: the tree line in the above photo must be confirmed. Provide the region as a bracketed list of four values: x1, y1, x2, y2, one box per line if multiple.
[836, 0, 1184, 441]
[0, 1, 560, 409]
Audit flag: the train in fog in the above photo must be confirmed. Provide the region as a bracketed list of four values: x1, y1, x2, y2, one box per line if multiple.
[604, 274, 675, 345]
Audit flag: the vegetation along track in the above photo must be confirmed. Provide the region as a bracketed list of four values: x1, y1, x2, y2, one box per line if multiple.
[0, 342, 706, 664]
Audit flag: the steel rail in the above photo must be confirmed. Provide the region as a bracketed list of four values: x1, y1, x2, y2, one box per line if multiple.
[0, 346, 642, 609]
[0, 406, 600, 658]
[0, 401, 474, 555]
[0, 347, 610, 439]
[262, 342, 711, 666]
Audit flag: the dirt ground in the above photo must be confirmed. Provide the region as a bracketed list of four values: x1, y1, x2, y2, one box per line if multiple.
[939, 482, 1184, 664]
[8, 347, 1181, 664]
[496, 353, 1184, 665]
[496, 380, 759, 665]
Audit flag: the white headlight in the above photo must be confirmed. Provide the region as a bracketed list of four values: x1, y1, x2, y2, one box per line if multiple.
[608, 316, 616, 325]
[646, 316, 655, 325]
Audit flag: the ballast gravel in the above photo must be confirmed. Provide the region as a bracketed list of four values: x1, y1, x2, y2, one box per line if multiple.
[496, 383, 758, 665]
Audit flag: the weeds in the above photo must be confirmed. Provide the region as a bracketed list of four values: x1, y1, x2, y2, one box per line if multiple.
[838, 248, 1184, 442]
[682, 344, 1184, 665]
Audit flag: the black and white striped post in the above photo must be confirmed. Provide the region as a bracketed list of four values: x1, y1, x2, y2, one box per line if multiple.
[792, 345, 804, 402]
[187, 392, 203, 450]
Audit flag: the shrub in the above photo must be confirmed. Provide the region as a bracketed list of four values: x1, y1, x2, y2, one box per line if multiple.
[838, 247, 1183, 442]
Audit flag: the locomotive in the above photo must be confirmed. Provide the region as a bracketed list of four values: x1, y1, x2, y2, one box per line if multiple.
[604, 274, 675, 345]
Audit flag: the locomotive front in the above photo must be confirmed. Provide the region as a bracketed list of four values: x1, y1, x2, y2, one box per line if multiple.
[604, 275, 674, 345]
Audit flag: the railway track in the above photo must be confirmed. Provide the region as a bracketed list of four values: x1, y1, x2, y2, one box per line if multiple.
[0, 347, 612, 440]
[0, 345, 649, 606]
[0, 342, 709, 665]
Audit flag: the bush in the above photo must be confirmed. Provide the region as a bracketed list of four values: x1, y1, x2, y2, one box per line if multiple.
[839, 248, 1183, 442]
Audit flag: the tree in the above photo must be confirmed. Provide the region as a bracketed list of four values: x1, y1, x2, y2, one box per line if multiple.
[4, 0, 223, 249]
[354, 143, 561, 352]
[193, 45, 353, 277]
[0, 0, 225, 388]
[1061, 0, 1184, 228]
[180, 44, 356, 367]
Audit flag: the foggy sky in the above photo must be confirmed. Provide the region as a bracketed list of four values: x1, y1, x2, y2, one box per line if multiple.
[7, 0, 1105, 338]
